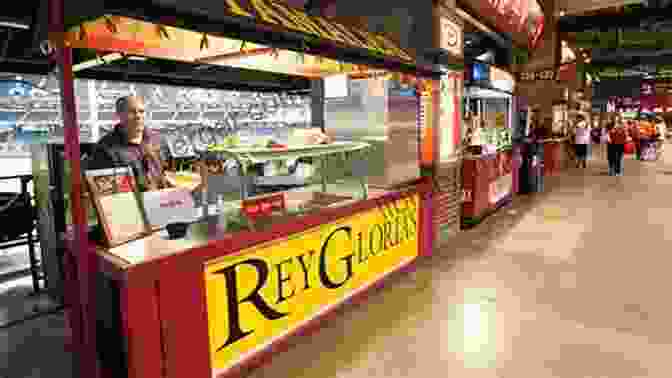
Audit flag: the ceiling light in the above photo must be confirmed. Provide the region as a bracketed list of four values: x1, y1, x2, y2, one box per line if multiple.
[73, 53, 124, 72]
[128, 56, 147, 61]
[559, 9, 566, 16]
[0, 20, 29, 30]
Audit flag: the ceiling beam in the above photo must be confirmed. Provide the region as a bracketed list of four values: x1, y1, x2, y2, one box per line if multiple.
[592, 53, 672, 68]
[558, 6, 672, 32]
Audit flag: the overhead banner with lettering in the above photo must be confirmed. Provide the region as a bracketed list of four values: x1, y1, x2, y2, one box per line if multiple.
[204, 194, 420, 373]
[59, 0, 415, 67]
[459, 0, 545, 49]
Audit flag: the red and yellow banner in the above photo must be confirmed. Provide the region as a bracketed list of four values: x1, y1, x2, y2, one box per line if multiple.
[55, 0, 413, 64]
[204, 194, 419, 374]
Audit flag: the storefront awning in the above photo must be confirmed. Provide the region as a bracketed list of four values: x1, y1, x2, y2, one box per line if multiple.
[55, 0, 437, 78]
[62, 16, 376, 79]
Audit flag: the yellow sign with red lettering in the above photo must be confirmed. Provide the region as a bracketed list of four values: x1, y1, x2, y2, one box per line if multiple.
[204, 194, 419, 373]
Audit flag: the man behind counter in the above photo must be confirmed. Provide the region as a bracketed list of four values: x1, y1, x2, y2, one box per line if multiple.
[86, 95, 177, 190]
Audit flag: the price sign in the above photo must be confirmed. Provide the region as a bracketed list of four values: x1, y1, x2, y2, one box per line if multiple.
[519, 68, 559, 82]
[242, 193, 286, 219]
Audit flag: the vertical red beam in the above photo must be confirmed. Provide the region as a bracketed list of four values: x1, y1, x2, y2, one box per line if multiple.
[49, 1, 100, 377]
[120, 266, 165, 378]
[452, 72, 462, 158]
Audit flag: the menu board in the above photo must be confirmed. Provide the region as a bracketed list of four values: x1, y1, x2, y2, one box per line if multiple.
[85, 167, 150, 246]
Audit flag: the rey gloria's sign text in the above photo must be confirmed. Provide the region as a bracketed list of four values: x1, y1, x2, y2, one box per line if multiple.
[204, 194, 419, 371]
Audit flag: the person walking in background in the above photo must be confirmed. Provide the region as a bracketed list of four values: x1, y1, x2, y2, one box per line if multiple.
[607, 118, 630, 176]
[573, 114, 590, 168]
[655, 115, 666, 159]
[594, 118, 609, 162]
[629, 118, 641, 160]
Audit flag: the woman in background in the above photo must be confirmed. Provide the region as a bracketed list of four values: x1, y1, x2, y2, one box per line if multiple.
[629, 118, 642, 160]
[573, 114, 590, 168]
[593, 118, 609, 162]
[607, 117, 630, 176]
[655, 115, 666, 159]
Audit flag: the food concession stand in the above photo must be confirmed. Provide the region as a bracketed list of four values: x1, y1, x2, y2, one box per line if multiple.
[460, 62, 515, 227]
[47, 1, 437, 377]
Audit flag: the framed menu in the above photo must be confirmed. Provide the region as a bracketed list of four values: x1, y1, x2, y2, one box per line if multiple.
[85, 167, 151, 247]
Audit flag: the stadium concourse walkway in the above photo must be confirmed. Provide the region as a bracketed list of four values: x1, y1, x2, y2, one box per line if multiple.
[3, 148, 672, 378]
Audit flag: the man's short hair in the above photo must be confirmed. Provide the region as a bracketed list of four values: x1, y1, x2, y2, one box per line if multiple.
[115, 95, 143, 114]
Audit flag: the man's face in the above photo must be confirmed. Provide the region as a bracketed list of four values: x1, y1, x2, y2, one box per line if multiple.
[119, 97, 145, 137]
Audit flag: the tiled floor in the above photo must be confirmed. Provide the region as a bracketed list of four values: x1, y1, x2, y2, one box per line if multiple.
[3, 148, 672, 378]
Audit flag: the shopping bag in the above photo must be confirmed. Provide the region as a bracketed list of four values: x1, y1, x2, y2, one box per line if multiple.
[624, 142, 635, 155]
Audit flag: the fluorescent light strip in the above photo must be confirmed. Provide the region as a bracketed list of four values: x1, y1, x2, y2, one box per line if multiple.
[0, 21, 29, 30]
[455, 8, 496, 36]
[73, 53, 124, 72]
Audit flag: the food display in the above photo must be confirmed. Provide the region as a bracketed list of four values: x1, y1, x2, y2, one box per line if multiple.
[477, 127, 511, 151]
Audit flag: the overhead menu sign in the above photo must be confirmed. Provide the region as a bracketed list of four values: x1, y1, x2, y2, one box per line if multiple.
[220, 0, 413, 61]
[63, 0, 415, 64]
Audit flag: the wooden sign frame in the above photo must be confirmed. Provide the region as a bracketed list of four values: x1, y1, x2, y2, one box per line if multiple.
[84, 166, 151, 247]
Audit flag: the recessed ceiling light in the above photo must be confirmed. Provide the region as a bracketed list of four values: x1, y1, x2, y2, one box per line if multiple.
[0, 20, 29, 30]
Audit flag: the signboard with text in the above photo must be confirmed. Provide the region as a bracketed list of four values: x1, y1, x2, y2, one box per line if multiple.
[60, 1, 414, 67]
[464, 0, 545, 49]
[203, 194, 420, 373]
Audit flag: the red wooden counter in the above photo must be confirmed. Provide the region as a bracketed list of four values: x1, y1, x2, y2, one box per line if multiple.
[461, 149, 514, 227]
[63, 180, 432, 378]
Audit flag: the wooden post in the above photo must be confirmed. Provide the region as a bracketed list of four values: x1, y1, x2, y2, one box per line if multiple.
[50, 0, 101, 377]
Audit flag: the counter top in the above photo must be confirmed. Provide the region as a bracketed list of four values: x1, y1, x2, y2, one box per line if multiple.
[461, 148, 513, 160]
[71, 186, 395, 271]
[206, 141, 371, 164]
[541, 137, 570, 143]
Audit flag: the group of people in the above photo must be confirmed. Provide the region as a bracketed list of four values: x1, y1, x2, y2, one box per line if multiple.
[570, 113, 667, 176]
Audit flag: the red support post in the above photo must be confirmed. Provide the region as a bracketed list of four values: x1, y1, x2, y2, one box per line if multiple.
[49, 0, 100, 377]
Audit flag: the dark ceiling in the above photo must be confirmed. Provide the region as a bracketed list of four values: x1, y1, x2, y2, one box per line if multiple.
[463, 21, 512, 67]
[0, 0, 51, 74]
[559, 8, 672, 32]
[560, 3, 672, 73]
